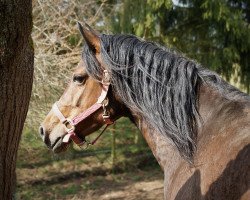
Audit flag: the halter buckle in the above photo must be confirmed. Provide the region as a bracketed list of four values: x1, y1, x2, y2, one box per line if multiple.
[102, 99, 110, 119]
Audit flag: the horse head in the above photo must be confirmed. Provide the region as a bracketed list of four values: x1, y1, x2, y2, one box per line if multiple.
[40, 22, 127, 153]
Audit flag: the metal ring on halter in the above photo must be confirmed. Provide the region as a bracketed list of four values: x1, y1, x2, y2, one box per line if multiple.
[102, 107, 110, 117]
[102, 113, 110, 119]
[63, 118, 75, 132]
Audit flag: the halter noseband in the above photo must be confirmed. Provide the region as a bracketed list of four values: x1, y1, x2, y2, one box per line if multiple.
[52, 70, 114, 148]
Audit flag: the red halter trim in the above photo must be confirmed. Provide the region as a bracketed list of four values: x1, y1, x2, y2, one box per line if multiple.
[52, 70, 113, 147]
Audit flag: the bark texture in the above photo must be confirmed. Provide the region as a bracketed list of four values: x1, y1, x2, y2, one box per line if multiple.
[0, 0, 33, 199]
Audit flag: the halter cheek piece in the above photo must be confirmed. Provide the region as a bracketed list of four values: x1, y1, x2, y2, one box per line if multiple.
[52, 70, 114, 148]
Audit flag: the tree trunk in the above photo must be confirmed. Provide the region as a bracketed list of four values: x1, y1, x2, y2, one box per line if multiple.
[0, 0, 33, 199]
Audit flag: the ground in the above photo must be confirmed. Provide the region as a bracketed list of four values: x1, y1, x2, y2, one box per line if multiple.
[16, 129, 164, 200]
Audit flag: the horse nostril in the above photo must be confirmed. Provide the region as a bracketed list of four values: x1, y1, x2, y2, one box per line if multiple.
[39, 126, 51, 148]
[39, 126, 45, 138]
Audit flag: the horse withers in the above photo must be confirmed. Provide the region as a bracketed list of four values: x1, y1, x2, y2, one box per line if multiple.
[40, 22, 250, 200]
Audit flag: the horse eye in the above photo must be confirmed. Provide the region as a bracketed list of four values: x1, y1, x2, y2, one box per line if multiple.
[73, 75, 86, 84]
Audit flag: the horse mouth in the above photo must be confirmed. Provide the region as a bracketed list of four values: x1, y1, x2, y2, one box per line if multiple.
[52, 137, 70, 153]
[51, 133, 86, 153]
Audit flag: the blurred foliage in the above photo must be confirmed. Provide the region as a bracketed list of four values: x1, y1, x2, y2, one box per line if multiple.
[25, 0, 250, 171]
[19, 1, 249, 197]
[106, 0, 250, 92]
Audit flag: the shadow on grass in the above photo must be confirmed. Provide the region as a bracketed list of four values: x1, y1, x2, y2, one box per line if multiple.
[18, 145, 151, 169]
[18, 152, 159, 187]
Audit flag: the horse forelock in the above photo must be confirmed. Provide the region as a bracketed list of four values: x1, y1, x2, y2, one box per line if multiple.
[82, 34, 248, 161]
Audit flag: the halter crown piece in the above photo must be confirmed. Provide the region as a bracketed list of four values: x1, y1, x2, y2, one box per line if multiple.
[52, 70, 113, 148]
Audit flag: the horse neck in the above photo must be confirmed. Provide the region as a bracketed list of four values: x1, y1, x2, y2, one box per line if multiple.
[130, 114, 186, 172]
[130, 84, 248, 170]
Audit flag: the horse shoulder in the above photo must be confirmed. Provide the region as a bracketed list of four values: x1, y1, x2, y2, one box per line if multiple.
[196, 100, 250, 199]
[167, 100, 250, 200]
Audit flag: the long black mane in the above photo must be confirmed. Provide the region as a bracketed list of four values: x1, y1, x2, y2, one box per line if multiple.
[83, 34, 248, 160]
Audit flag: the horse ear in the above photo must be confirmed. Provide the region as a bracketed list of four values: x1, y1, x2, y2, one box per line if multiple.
[77, 21, 100, 53]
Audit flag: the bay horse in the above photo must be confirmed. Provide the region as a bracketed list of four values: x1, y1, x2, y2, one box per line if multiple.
[40, 22, 250, 200]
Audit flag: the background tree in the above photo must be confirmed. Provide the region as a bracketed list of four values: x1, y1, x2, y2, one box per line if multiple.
[107, 0, 250, 92]
[0, 0, 33, 198]
[166, 0, 250, 92]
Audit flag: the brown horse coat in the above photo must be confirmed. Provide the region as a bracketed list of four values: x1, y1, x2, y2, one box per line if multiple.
[137, 84, 250, 199]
